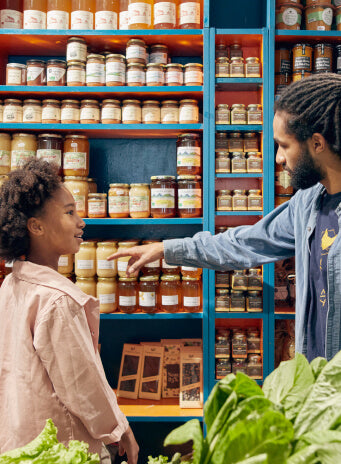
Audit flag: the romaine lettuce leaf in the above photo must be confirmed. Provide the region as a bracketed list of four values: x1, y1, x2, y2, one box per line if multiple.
[164, 419, 203, 464]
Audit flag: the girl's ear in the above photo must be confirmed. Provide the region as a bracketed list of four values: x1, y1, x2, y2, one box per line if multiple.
[27, 217, 44, 236]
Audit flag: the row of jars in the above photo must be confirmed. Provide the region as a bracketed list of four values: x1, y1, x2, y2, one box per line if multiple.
[216, 151, 262, 174]
[216, 132, 261, 153]
[0, 98, 200, 125]
[216, 189, 263, 211]
[0, 0, 202, 30]
[216, 104, 263, 126]
[215, 289, 263, 313]
[215, 268, 263, 291]
[216, 355, 262, 379]
[215, 57, 261, 78]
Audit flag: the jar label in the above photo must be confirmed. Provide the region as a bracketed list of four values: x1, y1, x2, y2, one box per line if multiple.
[162, 294, 178, 305]
[184, 296, 200, 307]
[247, 159, 262, 172]
[88, 200, 106, 215]
[98, 259, 115, 270]
[119, 295, 136, 306]
[118, 260, 128, 272]
[119, 10, 129, 29]
[63, 152, 87, 170]
[308, 9, 333, 26]
[42, 106, 61, 121]
[179, 2, 200, 25]
[122, 105, 142, 122]
[216, 110, 230, 124]
[166, 70, 183, 85]
[61, 106, 80, 122]
[161, 107, 179, 123]
[95, 10, 118, 30]
[216, 64, 230, 77]
[154, 2, 176, 25]
[146, 69, 165, 85]
[127, 69, 145, 85]
[99, 293, 116, 304]
[24, 10, 46, 29]
[130, 194, 150, 212]
[71, 10, 94, 29]
[102, 106, 121, 122]
[36, 149, 62, 166]
[150, 51, 168, 65]
[58, 256, 68, 267]
[177, 147, 201, 167]
[47, 10, 69, 29]
[230, 64, 244, 75]
[178, 188, 202, 209]
[67, 42, 87, 62]
[86, 62, 105, 84]
[126, 44, 147, 61]
[280, 9, 300, 26]
[279, 59, 291, 74]
[0, 150, 10, 167]
[231, 112, 247, 124]
[77, 259, 94, 270]
[67, 68, 86, 85]
[73, 194, 86, 214]
[80, 106, 100, 122]
[145, 259, 160, 267]
[315, 57, 331, 70]
[184, 70, 203, 85]
[233, 198, 247, 209]
[128, 2, 152, 26]
[182, 266, 198, 271]
[337, 13, 341, 25]
[276, 170, 292, 189]
[109, 196, 129, 213]
[139, 291, 156, 307]
[47, 66, 66, 83]
[247, 113, 262, 124]
[27, 66, 45, 83]
[7, 68, 22, 85]
[106, 61, 126, 83]
[11, 150, 35, 169]
[248, 198, 262, 210]
[294, 56, 311, 70]
[246, 65, 260, 76]
[151, 188, 175, 208]
[1, 9, 22, 28]
[179, 105, 199, 123]
[162, 259, 177, 269]
[142, 107, 161, 123]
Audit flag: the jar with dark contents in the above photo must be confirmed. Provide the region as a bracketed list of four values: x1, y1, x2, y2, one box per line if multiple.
[314, 43, 333, 73]
[215, 329, 230, 356]
[246, 291, 263, 312]
[176, 133, 202, 175]
[139, 275, 159, 313]
[231, 270, 248, 291]
[118, 277, 138, 313]
[215, 271, 230, 288]
[228, 132, 243, 152]
[215, 132, 229, 152]
[232, 330, 247, 357]
[37, 133, 63, 175]
[232, 358, 247, 375]
[215, 288, 230, 312]
[216, 358, 232, 378]
[247, 354, 262, 379]
[160, 274, 181, 313]
[177, 175, 202, 218]
[215, 152, 230, 173]
[230, 290, 246, 312]
[243, 132, 259, 152]
[150, 175, 177, 218]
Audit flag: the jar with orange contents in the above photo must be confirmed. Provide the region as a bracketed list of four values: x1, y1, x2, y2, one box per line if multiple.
[108, 183, 129, 218]
[63, 176, 89, 218]
[150, 175, 177, 218]
[160, 274, 181, 313]
[118, 277, 138, 313]
[179, 0, 201, 28]
[88, 193, 107, 218]
[181, 265, 202, 278]
[162, 258, 180, 275]
[63, 134, 89, 177]
[129, 183, 150, 218]
[182, 276, 202, 313]
[177, 175, 202, 218]
[117, 240, 139, 278]
[176, 133, 202, 176]
[141, 239, 161, 275]
[139, 275, 159, 313]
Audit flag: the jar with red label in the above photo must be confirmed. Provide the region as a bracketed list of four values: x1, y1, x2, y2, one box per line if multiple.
[150, 175, 177, 218]
[160, 274, 181, 312]
[63, 134, 89, 177]
[37, 133, 63, 175]
[139, 275, 159, 313]
[177, 175, 202, 218]
[182, 276, 201, 312]
[88, 193, 107, 218]
[153, 0, 176, 28]
[179, 0, 201, 28]
[118, 277, 138, 313]
[215, 57, 230, 77]
[176, 133, 202, 175]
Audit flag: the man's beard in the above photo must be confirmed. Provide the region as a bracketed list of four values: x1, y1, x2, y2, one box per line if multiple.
[286, 144, 324, 190]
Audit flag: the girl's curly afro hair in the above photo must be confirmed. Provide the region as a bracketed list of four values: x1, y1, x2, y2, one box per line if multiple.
[0, 158, 61, 262]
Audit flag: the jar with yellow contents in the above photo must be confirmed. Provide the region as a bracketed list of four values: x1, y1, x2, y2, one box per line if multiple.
[129, 183, 150, 218]
[160, 274, 181, 313]
[117, 240, 139, 278]
[97, 277, 117, 313]
[58, 254, 74, 274]
[96, 241, 118, 278]
[108, 183, 130, 218]
[88, 193, 107, 218]
[75, 241, 96, 278]
[182, 276, 202, 313]
[63, 176, 89, 218]
[139, 275, 159, 313]
[118, 277, 138, 313]
[0, 133, 11, 174]
[141, 239, 161, 275]
[63, 134, 89, 177]
[75, 277, 96, 297]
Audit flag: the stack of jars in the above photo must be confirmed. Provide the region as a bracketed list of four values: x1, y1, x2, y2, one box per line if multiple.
[215, 42, 261, 78]
[215, 327, 262, 380]
[216, 189, 263, 212]
[215, 131, 261, 173]
[215, 104, 263, 125]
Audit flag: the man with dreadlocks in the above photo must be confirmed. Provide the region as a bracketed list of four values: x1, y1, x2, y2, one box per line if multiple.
[110, 73, 341, 362]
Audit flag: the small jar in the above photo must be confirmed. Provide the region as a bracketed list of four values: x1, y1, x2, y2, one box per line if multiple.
[182, 276, 201, 312]
[177, 175, 202, 218]
[160, 274, 181, 313]
[247, 333, 261, 353]
[58, 254, 74, 274]
[142, 100, 161, 124]
[61, 99, 80, 124]
[146, 63, 165, 86]
[108, 183, 130, 218]
[63, 135, 89, 177]
[96, 241, 118, 278]
[215, 289, 230, 312]
[231, 104, 247, 125]
[232, 330, 247, 356]
[6, 63, 27, 86]
[248, 268, 263, 291]
[215, 152, 230, 173]
[42, 99, 61, 124]
[101, 99, 121, 124]
[150, 175, 177, 218]
[215, 57, 230, 77]
[26, 60, 45, 86]
[247, 152, 262, 173]
[67, 37, 87, 63]
[139, 275, 159, 313]
[216, 104, 230, 125]
[293, 43, 313, 72]
[88, 193, 107, 218]
[230, 57, 245, 77]
[88, 178, 97, 193]
[246, 291, 263, 312]
[10, 133, 36, 170]
[230, 290, 245, 312]
[86, 54, 105, 86]
[215, 132, 229, 152]
[80, 99, 100, 124]
[46, 59, 66, 86]
[106, 54, 126, 86]
[231, 152, 247, 173]
[230, 44, 243, 58]
[176, 133, 202, 176]
[216, 43, 228, 60]
[75, 241, 96, 277]
[231, 270, 248, 291]
[122, 99, 141, 124]
[216, 358, 232, 378]
[247, 104, 263, 125]
[179, 99, 199, 124]
[162, 258, 180, 275]
[129, 183, 151, 218]
[305, 3, 333, 31]
[0, 133, 11, 174]
[275, 47, 291, 74]
[75, 277, 96, 297]
[118, 277, 138, 313]
[216, 189, 232, 211]
[184, 63, 203, 86]
[67, 61, 86, 86]
[243, 132, 259, 152]
[117, 240, 139, 278]
[161, 100, 179, 124]
[126, 63, 145, 86]
[3, 99, 22, 123]
[314, 43, 333, 73]
[276, 3, 303, 29]
[248, 189, 263, 211]
[229, 132, 243, 152]
[126, 38, 147, 65]
[63, 176, 89, 218]
[37, 133, 63, 173]
[165, 64, 183, 86]
[149, 44, 168, 64]
[23, 99, 42, 123]
[247, 354, 262, 379]
[141, 239, 162, 275]
[232, 358, 247, 375]
[245, 57, 261, 78]
[232, 189, 247, 211]
[97, 277, 117, 313]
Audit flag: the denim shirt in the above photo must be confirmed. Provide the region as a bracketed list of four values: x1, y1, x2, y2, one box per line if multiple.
[164, 183, 341, 360]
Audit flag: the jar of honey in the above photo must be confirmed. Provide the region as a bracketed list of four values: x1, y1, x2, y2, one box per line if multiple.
[1, 2, 22, 28]
[117, 240, 139, 278]
[95, 0, 119, 29]
[146, 63, 165, 86]
[215, 289, 230, 312]
[231, 269, 247, 291]
[106, 54, 126, 86]
[86, 54, 105, 86]
[126, 63, 145, 86]
[118, 277, 138, 313]
[71, 0, 94, 29]
[231, 152, 247, 173]
[245, 57, 261, 77]
[229, 132, 243, 152]
[243, 132, 259, 152]
[179, 0, 201, 28]
[4, 99, 22, 123]
[230, 291, 246, 312]
[97, 277, 117, 313]
[215, 152, 230, 173]
[96, 240, 118, 278]
[139, 275, 159, 313]
[63, 134, 89, 177]
[216, 104, 230, 125]
[126, 38, 147, 65]
[231, 104, 247, 125]
[179, 99, 199, 124]
[149, 44, 168, 64]
[162, 258, 180, 275]
[46, 59, 66, 86]
[150, 175, 176, 218]
[181, 265, 202, 278]
[101, 99, 121, 124]
[128, 0, 152, 29]
[215, 132, 228, 152]
[247, 152, 262, 173]
[75, 277, 96, 297]
[230, 57, 245, 77]
[122, 99, 141, 124]
[23, 0, 47, 29]
[182, 276, 201, 312]
[247, 104, 263, 125]
[129, 183, 150, 218]
[160, 274, 181, 313]
[23, 99, 42, 123]
[216, 189, 232, 211]
[108, 183, 129, 218]
[58, 254, 74, 274]
[61, 99, 80, 124]
[248, 268, 263, 291]
[63, 176, 89, 218]
[215, 57, 230, 77]
[0, 133, 11, 175]
[142, 100, 160, 124]
[75, 241, 96, 277]
[10, 133, 36, 170]
[246, 291, 262, 313]
[161, 100, 179, 123]
[184, 63, 203, 86]
[177, 175, 202, 218]
[67, 37, 87, 63]
[247, 189, 263, 211]
[80, 99, 100, 124]
[141, 239, 161, 275]
[88, 192, 107, 218]
[165, 64, 183, 86]
[47, 0, 70, 29]
[176, 133, 202, 175]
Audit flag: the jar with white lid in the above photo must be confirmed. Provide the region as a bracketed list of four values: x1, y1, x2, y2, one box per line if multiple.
[6, 63, 27, 86]
[58, 254, 74, 274]
[11, 133, 37, 171]
[67, 37, 87, 63]
[101, 99, 121, 124]
[129, 183, 151, 218]
[122, 99, 141, 124]
[3, 99, 22, 123]
[97, 278, 117, 313]
[165, 63, 183, 86]
[179, 99, 199, 124]
[42, 99, 61, 124]
[61, 99, 80, 124]
[96, 241, 118, 278]
[86, 54, 105, 86]
[80, 99, 100, 124]
[106, 54, 126, 86]
[67, 61, 86, 86]
[149, 43, 168, 64]
[184, 63, 203, 86]
[63, 176, 89, 218]
[0, 133, 11, 175]
[126, 63, 145, 86]
[75, 277, 96, 296]
[75, 241, 96, 277]
[146, 63, 165, 86]
[231, 104, 247, 125]
[142, 100, 160, 124]
[23, 99, 42, 123]
[126, 38, 147, 65]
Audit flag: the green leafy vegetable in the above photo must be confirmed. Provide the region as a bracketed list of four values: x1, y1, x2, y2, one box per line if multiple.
[310, 357, 327, 380]
[164, 420, 204, 464]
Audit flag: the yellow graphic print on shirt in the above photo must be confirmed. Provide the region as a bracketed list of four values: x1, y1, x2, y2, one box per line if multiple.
[319, 228, 337, 306]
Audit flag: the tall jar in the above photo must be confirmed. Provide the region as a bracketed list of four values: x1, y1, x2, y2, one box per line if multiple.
[42, 99, 61, 123]
[177, 175, 202, 218]
[247, 189, 263, 211]
[142, 100, 161, 124]
[245, 57, 261, 78]
[129, 183, 151, 218]
[63, 176, 89, 217]
[58, 253, 73, 274]
[47, 0, 70, 29]
[61, 99, 80, 124]
[95, 0, 119, 29]
[106, 54, 126, 86]
[67, 37, 87, 63]
[63, 134, 89, 177]
[141, 239, 161, 275]
[160, 274, 181, 312]
[117, 240, 139, 278]
[97, 277, 117, 313]
[229, 132, 243, 152]
[243, 132, 259, 152]
[75, 240, 96, 277]
[23, 99, 42, 123]
[165, 64, 183, 86]
[247, 104, 263, 125]
[96, 240, 118, 278]
[0, 0, 23, 29]
[176, 133, 202, 175]
[179, 99, 199, 124]
[67, 61, 86, 86]
[153, 0, 176, 28]
[118, 277, 138, 313]
[128, 0, 152, 29]
[108, 183, 129, 218]
[86, 54, 105, 86]
[247, 152, 262, 173]
[139, 275, 159, 313]
[182, 276, 201, 313]
[3, 99, 22, 123]
[37, 133, 63, 174]
[215, 57, 230, 77]
[101, 99, 121, 123]
[232, 189, 247, 211]
[23, 0, 47, 29]
[231, 104, 247, 125]
[150, 175, 177, 218]
[26, 59, 46, 85]
[179, 0, 201, 28]
[11, 133, 36, 170]
[119, 0, 128, 28]
[75, 277, 96, 296]
[80, 99, 100, 124]
[0, 133, 11, 175]
[215, 104, 230, 124]
[71, 0, 95, 29]
[122, 99, 141, 124]
[88, 192, 107, 218]
[161, 100, 179, 123]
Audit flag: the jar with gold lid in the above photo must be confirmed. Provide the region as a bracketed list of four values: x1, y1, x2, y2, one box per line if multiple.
[232, 189, 247, 211]
[88, 193, 107, 218]
[215, 289, 230, 312]
[245, 57, 261, 78]
[63, 134, 89, 177]
[118, 277, 138, 313]
[142, 100, 161, 124]
[247, 152, 262, 173]
[126, 63, 145, 86]
[61, 99, 80, 124]
[23, 99, 42, 123]
[182, 276, 201, 313]
[96, 241, 118, 278]
[179, 99, 199, 124]
[176, 133, 202, 176]
[162, 258, 180, 275]
[106, 54, 126, 86]
[247, 104, 263, 125]
[231, 270, 248, 291]
[75, 241, 96, 277]
[184, 63, 203, 86]
[146, 63, 165, 86]
[101, 99, 121, 124]
[215, 57, 230, 77]
[108, 183, 130, 218]
[215, 104, 230, 125]
[248, 189, 263, 211]
[88, 178, 97, 193]
[26, 60, 45, 86]
[160, 274, 181, 313]
[231, 104, 247, 125]
[67, 61, 86, 86]
[6, 63, 27, 86]
[3, 99, 22, 123]
[10, 133, 36, 170]
[58, 254, 74, 274]
[86, 54, 105, 86]
[229, 132, 243, 152]
[97, 277, 117, 313]
[161, 100, 179, 123]
[165, 64, 183, 86]
[117, 240, 140, 278]
[46, 59, 66, 86]
[122, 99, 142, 124]
[149, 43, 168, 64]
[126, 38, 147, 65]
[129, 183, 151, 218]
[150, 175, 177, 218]
[42, 99, 61, 124]
[230, 57, 245, 77]
[177, 175, 202, 218]
[63, 176, 89, 218]
[243, 132, 259, 152]
[231, 152, 247, 173]
[141, 239, 161, 275]
[139, 275, 159, 313]
[216, 189, 232, 211]
[215, 152, 230, 173]
[75, 277, 96, 297]
[37, 133, 63, 174]
[67, 37, 87, 63]
[0, 133, 11, 174]
[80, 99, 100, 124]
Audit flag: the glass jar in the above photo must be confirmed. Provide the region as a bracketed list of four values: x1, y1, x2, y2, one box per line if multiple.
[177, 175, 202, 218]
[248, 268, 262, 291]
[165, 64, 183, 86]
[229, 132, 243, 152]
[215, 104, 230, 125]
[181, 265, 202, 279]
[215, 132, 229, 153]
[230, 57, 245, 77]
[275, 164, 294, 195]
[58, 253, 73, 274]
[179, 99, 199, 124]
[230, 290, 246, 312]
[63, 176, 89, 218]
[26, 60, 46, 86]
[37, 133, 63, 173]
[243, 132, 259, 152]
[67, 37, 87, 63]
[126, 38, 147, 65]
[215, 57, 230, 77]
[10, 133, 36, 170]
[46, 59, 66, 86]
[247, 334, 261, 353]
[314, 43, 333, 73]
[293, 43, 313, 72]
[247, 353, 262, 379]
[161, 100, 179, 123]
[247, 152, 262, 173]
[232, 189, 247, 211]
[160, 274, 181, 313]
[0, 1, 23, 29]
[95, 0, 119, 29]
[129, 183, 150, 218]
[23, 99, 42, 123]
[231, 269, 248, 291]
[215, 289, 230, 312]
[75, 241, 96, 277]
[150, 175, 176, 218]
[63, 134, 89, 177]
[97, 277, 117, 313]
[118, 277, 138, 313]
[96, 240, 117, 278]
[216, 271, 231, 287]
[86, 54, 105, 86]
[23, 0, 47, 28]
[128, 0, 152, 29]
[67, 61, 86, 86]
[101, 99, 121, 124]
[61, 99, 80, 124]
[245, 57, 261, 78]
[47, 0, 70, 29]
[106, 53, 126, 86]
[176, 133, 202, 176]
[275, 47, 291, 74]
[0, 133, 11, 175]
[88, 192, 107, 218]
[142, 100, 161, 124]
[119, 0, 128, 28]
[215, 42, 228, 60]
[146, 63, 164, 86]
[179, 0, 201, 28]
[117, 240, 139, 278]
[162, 258, 180, 275]
[75, 277, 96, 296]
[139, 275, 159, 313]
[182, 276, 201, 312]
[153, 0, 176, 28]
[184, 63, 203, 86]
[149, 43, 168, 64]
[231, 104, 247, 125]
[216, 189, 232, 211]
[246, 291, 262, 312]
[248, 189, 263, 211]
[88, 177, 97, 193]
[215, 152, 230, 173]
[42, 99, 61, 124]
[71, 0, 94, 29]
[122, 99, 141, 124]
[140, 240, 161, 275]
[247, 104, 262, 125]
[230, 44, 243, 58]
[232, 330, 247, 357]
[80, 99, 100, 124]
[216, 358, 231, 378]
[3, 99, 22, 123]
[231, 152, 247, 173]
[108, 183, 129, 218]
[126, 63, 145, 86]
[6, 63, 27, 86]
[232, 358, 247, 375]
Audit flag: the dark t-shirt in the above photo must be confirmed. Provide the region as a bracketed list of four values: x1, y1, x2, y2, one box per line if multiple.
[306, 191, 341, 362]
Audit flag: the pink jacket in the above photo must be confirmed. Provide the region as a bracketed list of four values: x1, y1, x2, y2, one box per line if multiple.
[0, 260, 128, 455]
